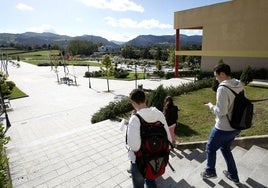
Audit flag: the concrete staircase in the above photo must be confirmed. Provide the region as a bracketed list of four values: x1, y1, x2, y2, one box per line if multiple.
[7, 118, 268, 187]
[156, 145, 268, 188]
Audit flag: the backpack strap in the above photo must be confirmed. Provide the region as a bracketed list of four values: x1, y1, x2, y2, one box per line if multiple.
[125, 114, 144, 150]
[135, 113, 145, 125]
[220, 85, 238, 96]
[220, 85, 239, 124]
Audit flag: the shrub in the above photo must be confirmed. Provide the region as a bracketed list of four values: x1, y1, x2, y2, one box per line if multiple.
[240, 65, 253, 86]
[147, 85, 167, 111]
[114, 69, 129, 78]
[6, 81, 16, 91]
[91, 78, 214, 123]
[153, 70, 165, 78]
[165, 72, 175, 79]
[84, 71, 103, 78]
[166, 78, 214, 96]
[37, 62, 51, 66]
[0, 124, 11, 188]
[212, 79, 219, 92]
[0, 76, 12, 98]
[196, 71, 214, 80]
[252, 68, 268, 79]
[91, 98, 132, 123]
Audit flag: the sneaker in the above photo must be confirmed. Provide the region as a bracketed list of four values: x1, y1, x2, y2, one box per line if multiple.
[223, 170, 240, 185]
[127, 168, 131, 174]
[200, 171, 217, 179]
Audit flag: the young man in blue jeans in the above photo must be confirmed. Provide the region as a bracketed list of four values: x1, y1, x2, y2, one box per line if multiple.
[202, 63, 243, 185]
[127, 89, 172, 188]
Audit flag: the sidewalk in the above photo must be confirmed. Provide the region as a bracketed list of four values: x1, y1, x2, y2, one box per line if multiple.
[5, 62, 193, 187]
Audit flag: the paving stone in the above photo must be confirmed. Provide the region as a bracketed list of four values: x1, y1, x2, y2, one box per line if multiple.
[5, 62, 268, 187]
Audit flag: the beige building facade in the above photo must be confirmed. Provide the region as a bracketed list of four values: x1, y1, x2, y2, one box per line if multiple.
[174, 0, 268, 73]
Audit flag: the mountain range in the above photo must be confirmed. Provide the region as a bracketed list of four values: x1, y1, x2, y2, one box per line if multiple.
[0, 32, 202, 48]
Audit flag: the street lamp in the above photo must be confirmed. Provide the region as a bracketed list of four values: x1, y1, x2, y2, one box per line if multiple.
[0, 75, 11, 133]
[143, 66, 146, 80]
[134, 62, 137, 89]
[87, 65, 91, 88]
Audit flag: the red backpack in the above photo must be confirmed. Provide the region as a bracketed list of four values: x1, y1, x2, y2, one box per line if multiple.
[134, 114, 174, 180]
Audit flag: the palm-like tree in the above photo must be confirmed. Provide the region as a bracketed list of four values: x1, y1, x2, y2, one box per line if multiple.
[101, 54, 113, 92]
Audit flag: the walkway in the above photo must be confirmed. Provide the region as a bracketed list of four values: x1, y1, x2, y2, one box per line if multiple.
[5, 62, 192, 187]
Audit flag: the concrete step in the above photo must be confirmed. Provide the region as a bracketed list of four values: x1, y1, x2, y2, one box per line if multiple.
[7, 115, 268, 187]
[237, 145, 268, 187]
[165, 145, 268, 188]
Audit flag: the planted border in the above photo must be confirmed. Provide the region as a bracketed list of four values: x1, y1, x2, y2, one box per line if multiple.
[91, 78, 213, 123]
[0, 124, 11, 187]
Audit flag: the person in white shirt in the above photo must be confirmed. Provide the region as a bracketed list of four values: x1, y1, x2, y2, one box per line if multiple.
[127, 89, 172, 188]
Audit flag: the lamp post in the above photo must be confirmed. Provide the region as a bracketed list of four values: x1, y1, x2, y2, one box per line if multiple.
[143, 66, 146, 80]
[87, 65, 91, 88]
[134, 62, 137, 89]
[0, 75, 11, 133]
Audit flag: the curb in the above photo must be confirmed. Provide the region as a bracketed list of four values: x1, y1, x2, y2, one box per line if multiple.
[175, 134, 268, 151]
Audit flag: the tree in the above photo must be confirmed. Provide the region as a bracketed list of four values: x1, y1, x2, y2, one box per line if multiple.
[140, 47, 152, 59]
[122, 45, 136, 59]
[154, 47, 162, 60]
[240, 65, 253, 86]
[156, 60, 162, 71]
[168, 48, 175, 68]
[67, 40, 97, 56]
[101, 54, 113, 92]
[147, 85, 167, 111]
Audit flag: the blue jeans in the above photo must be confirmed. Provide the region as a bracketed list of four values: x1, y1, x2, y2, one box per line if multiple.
[205, 127, 240, 179]
[131, 162, 156, 188]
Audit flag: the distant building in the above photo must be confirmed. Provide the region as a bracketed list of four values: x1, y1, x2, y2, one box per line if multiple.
[174, 0, 268, 75]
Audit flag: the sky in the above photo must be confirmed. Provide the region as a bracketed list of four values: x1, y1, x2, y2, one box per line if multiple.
[1, 0, 230, 42]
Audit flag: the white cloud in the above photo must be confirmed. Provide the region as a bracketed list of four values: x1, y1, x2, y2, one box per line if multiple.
[180, 29, 203, 36]
[104, 17, 172, 29]
[79, 0, 144, 12]
[28, 24, 56, 33]
[98, 29, 138, 42]
[16, 3, 34, 11]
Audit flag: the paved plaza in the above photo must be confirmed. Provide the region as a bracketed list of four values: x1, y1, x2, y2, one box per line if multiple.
[5, 62, 193, 187]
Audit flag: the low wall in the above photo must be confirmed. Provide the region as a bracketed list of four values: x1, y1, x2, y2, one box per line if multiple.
[175, 135, 268, 151]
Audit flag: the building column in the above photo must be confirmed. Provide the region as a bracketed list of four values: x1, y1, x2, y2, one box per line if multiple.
[175, 29, 180, 77]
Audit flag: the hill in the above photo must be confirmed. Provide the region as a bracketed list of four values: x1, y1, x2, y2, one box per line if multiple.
[0, 32, 119, 48]
[125, 34, 202, 47]
[0, 32, 202, 48]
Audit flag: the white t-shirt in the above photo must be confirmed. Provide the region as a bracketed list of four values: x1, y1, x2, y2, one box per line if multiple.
[127, 107, 172, 163]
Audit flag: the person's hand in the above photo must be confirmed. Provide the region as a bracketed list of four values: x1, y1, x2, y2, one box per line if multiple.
[204, 102, 212, 107]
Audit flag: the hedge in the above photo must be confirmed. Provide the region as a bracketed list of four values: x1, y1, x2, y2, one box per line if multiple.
[90, 78, 213, 123]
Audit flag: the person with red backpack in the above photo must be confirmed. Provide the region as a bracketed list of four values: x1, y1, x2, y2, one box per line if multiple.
[127, 89, 172, 188]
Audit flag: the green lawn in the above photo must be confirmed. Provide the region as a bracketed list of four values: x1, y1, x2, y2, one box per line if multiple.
[9, 86, 28, 99]
[174, 84, 268, 143]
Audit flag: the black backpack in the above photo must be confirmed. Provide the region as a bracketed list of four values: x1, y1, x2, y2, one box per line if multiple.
[134, 114, 173, 180]
[221, 85, 253, 130]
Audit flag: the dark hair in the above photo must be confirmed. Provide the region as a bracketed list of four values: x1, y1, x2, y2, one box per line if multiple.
[163, 96, 174, 114]
[164, 96, 174, 107]
[129, 89, 145, 104]
[213, 63, 231, 76]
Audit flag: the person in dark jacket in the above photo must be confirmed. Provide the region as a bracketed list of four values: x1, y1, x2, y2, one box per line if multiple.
[163, 96, 178, 145]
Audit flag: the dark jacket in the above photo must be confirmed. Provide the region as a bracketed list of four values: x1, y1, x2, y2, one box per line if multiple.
[165, 105, 178, 126]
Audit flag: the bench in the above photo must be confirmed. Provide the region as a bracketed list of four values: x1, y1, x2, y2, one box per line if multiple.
[150, 76, 161, 81]
[60, 77, 73, 84]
